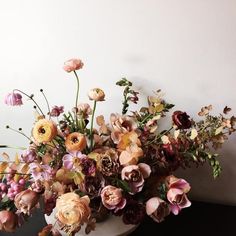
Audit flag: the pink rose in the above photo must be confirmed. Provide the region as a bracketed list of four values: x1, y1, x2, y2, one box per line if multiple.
[4, 92, 22, 106]
[146, 197, 170, 223]
[101, 185, 126, 212]
[166, 176, 191, 215]
[63, 58, 84, 72]
[121, 163, 151, 194]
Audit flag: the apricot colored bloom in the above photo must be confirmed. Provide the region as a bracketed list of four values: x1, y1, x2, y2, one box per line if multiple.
[65, 132, 87, 152]
[56, 192, 90, 226]
[88, 88, 105, 101]
[32, 119, 57, 143]
[101, 185, 126, 212]
[4, 92, 22, 106]
[63, 58, 84, 72]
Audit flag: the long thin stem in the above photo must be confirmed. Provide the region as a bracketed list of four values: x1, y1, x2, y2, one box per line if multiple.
[146, 127, 173, 146]
[73, 71, 80, 130]
[13, 89, 45, 116]
[6, 126, 32, 142]
[90, 101, 97, 151]
[40, 89, 51, 119]
[0, 172, 31, 176]
[0, 145, 26, 150]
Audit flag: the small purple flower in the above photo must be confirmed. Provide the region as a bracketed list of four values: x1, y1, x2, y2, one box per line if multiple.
[4, 92, 23, 106]
[62, 151, 87, 170]
[50, 105, 64, 117]
[20, 149, 37, 163]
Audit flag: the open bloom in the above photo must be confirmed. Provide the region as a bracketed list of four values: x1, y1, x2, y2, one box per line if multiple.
[50, 105, 64, 117]
[146, 197, 170, 222]
[29, 163, 54, 181]
[88, 88, 105, 101]
[14, 189, 40, 215]
[0, 211, 18, 232]
[63, 58, 84, 72]
[62, 151, 87, 170]
[101, 185, 126, 212]
[65, 132, 87, 152]
[56, 192, 90, 226]
[172, 111, 191, 129]
[166, 176, 191, 215]
[4, 92, 22, 106]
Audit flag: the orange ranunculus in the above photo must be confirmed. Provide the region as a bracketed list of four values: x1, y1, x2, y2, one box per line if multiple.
[65, 132, 87, 152]
[56, 192, 91, 226]
[32, 119, 57, 143]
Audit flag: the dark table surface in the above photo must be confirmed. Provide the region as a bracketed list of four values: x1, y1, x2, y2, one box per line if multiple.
[130, 201, 236, 236]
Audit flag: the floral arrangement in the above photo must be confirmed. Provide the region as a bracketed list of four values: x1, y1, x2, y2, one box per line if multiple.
[0, 58, 235, 236]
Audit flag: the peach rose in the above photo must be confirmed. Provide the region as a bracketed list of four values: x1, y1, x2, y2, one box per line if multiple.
[63, 58, 84, 72]
[56, 192, 91, 226]
[14, 189, 40, 215]
[88, 88, 105, 101]
[101, 185, 126, 212]
[65, 132, 87, 152]
[0, 210, 18, 232]
[32, 119, 57, 143]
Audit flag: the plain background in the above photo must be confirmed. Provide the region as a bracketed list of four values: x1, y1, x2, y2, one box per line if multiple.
[0, 0, 236, 235]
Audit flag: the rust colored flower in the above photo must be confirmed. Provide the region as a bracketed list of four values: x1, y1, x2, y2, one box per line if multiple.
[0, 210, 18, 232]
[14, 189, 40, 215]
[32, 119, 57, 143]
[56, 192, 91, 226]
[65, 132, 87, 152]
[172, 111, 191, 129]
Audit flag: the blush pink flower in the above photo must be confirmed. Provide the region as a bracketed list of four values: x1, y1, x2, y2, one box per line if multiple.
[101, 185, 126, 212]
[146, 197, 170, 222]
[4, 92, 22, 106]
[121, 163, 151, 194]
[29, 163, 54, 181]
[166, 176, 191, 215]
[63, 58, 84, 72]
[62, 151, 87, 170]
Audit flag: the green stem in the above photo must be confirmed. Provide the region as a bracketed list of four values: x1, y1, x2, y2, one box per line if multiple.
[40, 90, 51, 119]
[0, 145, 26, 150]
[73, 71, 80, 130]
[90, 101, 97, 151]
[13, 89, 45, 116]
[146, 127, 173, 146]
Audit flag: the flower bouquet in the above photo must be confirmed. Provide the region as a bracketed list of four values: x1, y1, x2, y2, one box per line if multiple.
[0, 58, 235, 236]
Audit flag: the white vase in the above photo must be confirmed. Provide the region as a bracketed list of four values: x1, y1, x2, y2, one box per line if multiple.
[44, 209, 138, 236]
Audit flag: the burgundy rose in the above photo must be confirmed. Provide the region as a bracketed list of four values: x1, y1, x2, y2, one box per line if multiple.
[122, 201, 145, 225]
[172, 111, 191, 129]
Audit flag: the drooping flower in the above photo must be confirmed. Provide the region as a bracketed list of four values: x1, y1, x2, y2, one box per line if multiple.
[63, 58, 84, 72]
[0, 210, 18, 232]
[56, 192, 91, 227]
[146, 197, 170, 222]
[4, 92, 23, 106]
[32, 119, 57, 143]
[49, 105, 64, 117]
[166, 176, 191, 215]
[14, 189, 40, 215]
[121, 163, 151, 194]
[101, 185, 126, 212]
[122, 200, 145, 225]
[172, 111, 191, 129]
[62, 151, 87, 170]
[65, 132, 87, 152]
[88, 88, 105, 101]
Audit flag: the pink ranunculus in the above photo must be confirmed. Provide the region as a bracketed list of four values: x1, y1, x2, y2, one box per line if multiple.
[4, 92, 22, 106]
[63, 58, 84, 72]
[101, 185, 126, 212]
[121, 163, 151, 194]
[166, 176, 191, 215]
[146, 197, 170, 223]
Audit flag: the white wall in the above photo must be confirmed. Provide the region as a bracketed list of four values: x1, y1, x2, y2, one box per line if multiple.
[0, 0, 235, 205]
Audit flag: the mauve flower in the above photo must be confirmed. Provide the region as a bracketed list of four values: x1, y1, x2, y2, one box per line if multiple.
[76, 103, 92, 118]
[14, 189, 40, 215]
[4, 92, 23, 106]
[146, 197, 170, 222]
[80, 157, 97, 176]
[63, 58, 84, 72]
[62, 151, 87, 170]
[0, 210, 18, 232]
[56, 192, 90, 226]
[29, 163, 54, 181]
[101, 185, 126, 212]
[20, 149, 37, 163]
[88, 88, 105, 101]
[172, 111, 191, 129]
[121, 163, 151, 194]
[166, 176, 191, 215]
[122, 201, 145, 225]
[50, 105, 64, 117]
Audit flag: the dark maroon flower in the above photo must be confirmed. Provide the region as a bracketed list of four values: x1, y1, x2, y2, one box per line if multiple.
[161, 143, 176, 162]
[122, 201, 145, 225]
[80, 158, 96, 176]
[172, 111, 191, 129]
